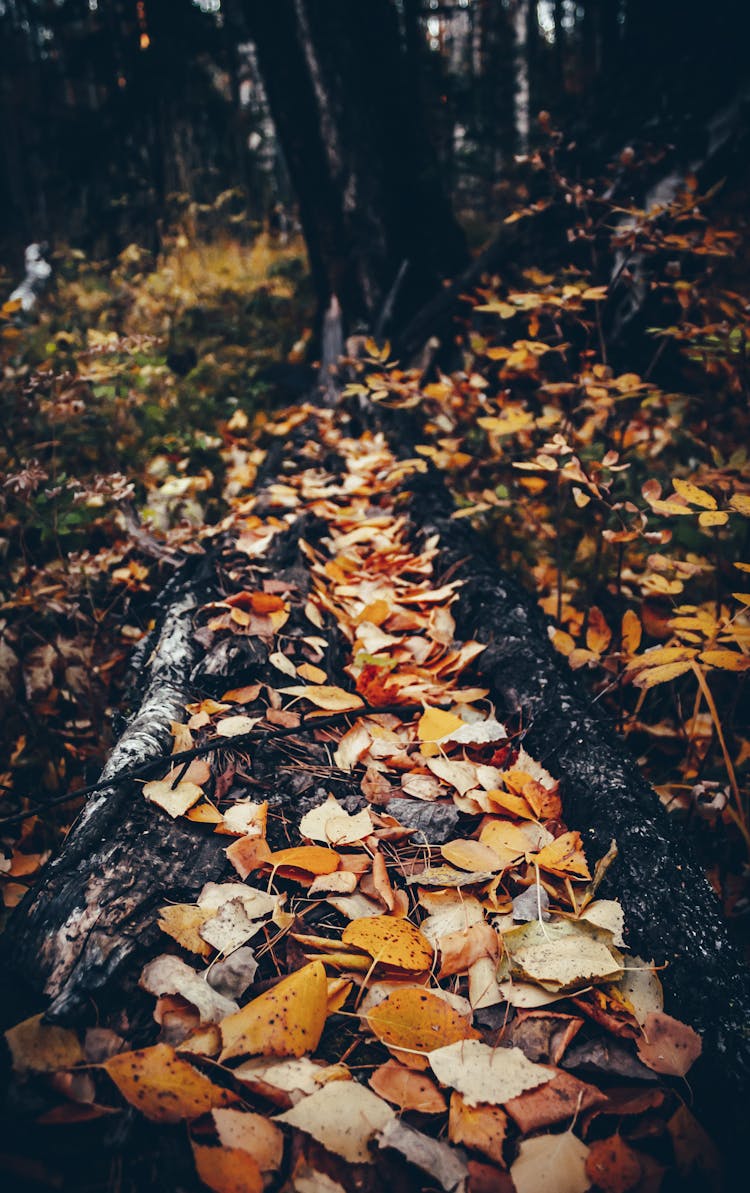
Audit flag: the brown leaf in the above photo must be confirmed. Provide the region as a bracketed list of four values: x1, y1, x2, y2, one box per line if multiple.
[635, 1011, 702, 1076]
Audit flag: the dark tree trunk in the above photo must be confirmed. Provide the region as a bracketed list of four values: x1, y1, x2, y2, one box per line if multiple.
[242, 0, 468, 335]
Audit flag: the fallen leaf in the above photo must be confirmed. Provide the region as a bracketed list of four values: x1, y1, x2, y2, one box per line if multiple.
[269, 845, 341, 877]
[207, 948, 259, 1001]
[502, 920, 623, 991]
[342, 916, 433, 971]
[192, 1143, 263, 1193]
[635, 1011, 702, 1076]
[441, 839, 505, 873]
[140, 956, 238, 1023]
[417, 707, 466, 743]
[585, 1135, 642, 1193]
[215, 715, 261, 737]
[219, 962, 328, 1062]
[5, 1014, 84, 1074]
[377, 1117, 469, 1191]
[505, 1069, 606, 1132]
[211, 1107, 284, 1171]
[280, 684, 364, 711]
[429, 1040, 553, 1106]
[369, 1060, 447, 1113]
[199, 900, 264, 955]
[143, 778, 203, 818]
[448, 1092, 508, 1166]
[104, 1043, 237, 1122]
[366, 987, 477, 1069]
[510, 1130, 590, 1193]
[535, 831, 591, 880]
[276, 1082, 395, 1164]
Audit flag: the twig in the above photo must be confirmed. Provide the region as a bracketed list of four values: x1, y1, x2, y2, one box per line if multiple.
[0, 702, 423, 830]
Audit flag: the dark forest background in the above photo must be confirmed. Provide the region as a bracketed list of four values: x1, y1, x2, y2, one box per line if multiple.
[2, 1, 748, 293]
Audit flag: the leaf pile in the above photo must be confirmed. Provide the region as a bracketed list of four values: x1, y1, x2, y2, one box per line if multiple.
[4, 402, 719, 1191]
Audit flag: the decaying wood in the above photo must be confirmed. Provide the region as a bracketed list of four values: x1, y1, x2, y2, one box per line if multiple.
[0, 572, 228, 1024]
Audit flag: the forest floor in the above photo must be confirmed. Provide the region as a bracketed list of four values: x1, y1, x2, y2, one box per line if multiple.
[1, 149, 750, 1191]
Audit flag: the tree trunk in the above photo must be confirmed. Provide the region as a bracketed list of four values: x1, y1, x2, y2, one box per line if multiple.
[242, 0, 468, 335]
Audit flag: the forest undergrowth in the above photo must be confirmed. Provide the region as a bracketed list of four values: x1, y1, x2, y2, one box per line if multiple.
[3, 139, 748, 936]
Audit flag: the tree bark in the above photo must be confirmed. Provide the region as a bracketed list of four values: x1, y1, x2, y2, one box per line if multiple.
[242, 0, 468, 334]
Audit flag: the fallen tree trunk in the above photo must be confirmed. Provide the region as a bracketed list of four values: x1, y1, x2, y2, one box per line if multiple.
[406, 474, 750, 1153]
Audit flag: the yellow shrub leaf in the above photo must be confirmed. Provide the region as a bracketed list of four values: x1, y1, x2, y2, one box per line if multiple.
[729, 494, 750, 515]
[621, 609, 642, 656]
[632, 661, 694, 688]
[698, 510, 729, 528]
[219, 962, 328, 1063]
[586, 607, 611, 655]
[672, 478, 717, 509]
[104, 1043, 237, 1122]
[699, 650, 750, 672]
[627, 646, 697, 671]
[280, 684, 364, 711]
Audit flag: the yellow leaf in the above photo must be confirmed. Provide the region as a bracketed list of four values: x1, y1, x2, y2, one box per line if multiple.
[280, 685, 364, 711]
[449, 1092, 508, 1166]
[296, 662, 327, 683]
[417, 708, 465, 743]
[632, 660, 694, 688]
[733, 593, 750, 607]
[158, 904, 215, 957]
[698, 510, 729, 528]
[104, 1044, 237, 1122]
[672, 478, 717, 509]
[5, 1014, 84, 1074]
[627, 646, 697, 671]
[441, 839, 505, 873]
[729, 494, 750, 515]
[535, 831, 591, 880]
[219, 962, 328, 1063]
[192, 1144, 263, 1193]
[621, 609, 642, 656]
[699, 650, 750, 672]
[586, 608, 611, 655]
[366, 987, 477, 1069]
[342, 916, 433, 971]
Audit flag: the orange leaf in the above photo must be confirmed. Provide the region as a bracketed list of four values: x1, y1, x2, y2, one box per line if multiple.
[219, 962, 328, 1063]
[192, 1143, 263, 1193]
[585, 1135, 642, 1193]
[104, 1044, 237, 1122]
[586, 607, 611, 655]
[621, 609, 642, 656]
[448, 1092, 508, 1167]
[268, 846, 341, 876]
[369, 1060, 447, 1112]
